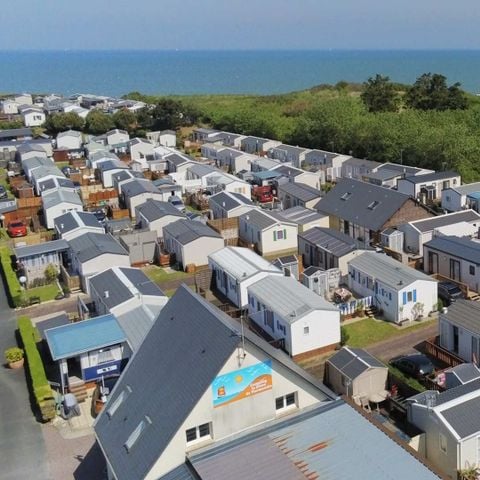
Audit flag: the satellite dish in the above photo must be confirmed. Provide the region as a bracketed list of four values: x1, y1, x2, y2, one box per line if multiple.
[19, 276, 27, 285]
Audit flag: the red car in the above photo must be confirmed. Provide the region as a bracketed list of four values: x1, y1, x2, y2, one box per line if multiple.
[7, 221, 27, 237]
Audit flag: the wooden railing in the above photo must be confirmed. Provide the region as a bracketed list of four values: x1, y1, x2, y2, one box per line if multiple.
[424, 336, 463, 368]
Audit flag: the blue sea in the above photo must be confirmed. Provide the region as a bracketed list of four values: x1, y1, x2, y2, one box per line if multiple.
[1, 50, 479, 96]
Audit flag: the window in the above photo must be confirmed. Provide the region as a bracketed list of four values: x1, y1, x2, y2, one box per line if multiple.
[106, 385, 132, 419]
[275, 392, 297, 411]
[470, 265, 476, 276]
[124, 416, 151, 453]
[185, 423, 211, 444]
[264, 310, 274, 330]
[367, 200, 380, 210]
[439, 433, 447, 454]
[341, 192, 352, 201]
[407, 291, 413, 302]
[97, 347, 115, 364]
[303, 326, 310, 335]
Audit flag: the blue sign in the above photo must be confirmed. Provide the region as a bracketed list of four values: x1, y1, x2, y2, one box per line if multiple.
[83, 360, 122, 381]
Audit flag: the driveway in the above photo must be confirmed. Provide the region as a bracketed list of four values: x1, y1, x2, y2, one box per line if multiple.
[0, 281, 50, 479]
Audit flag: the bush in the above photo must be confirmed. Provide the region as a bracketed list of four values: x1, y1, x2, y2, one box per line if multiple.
[5, 347, 24, 363]
[0, 247, 22, 307]
[17, 316, 54, 422]
[340, 326, 350, 346]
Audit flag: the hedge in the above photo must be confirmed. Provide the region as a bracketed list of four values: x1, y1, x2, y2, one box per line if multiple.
[0, 247, 22, 307]
[17, 316, 55, 421]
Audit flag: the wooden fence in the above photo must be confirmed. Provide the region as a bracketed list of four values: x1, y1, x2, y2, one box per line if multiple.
[424, 336, 463, 368]
[207, 217, 239, 245]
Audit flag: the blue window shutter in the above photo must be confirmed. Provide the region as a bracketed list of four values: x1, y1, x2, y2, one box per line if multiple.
[403, 292, 407, 305]
[273, 231, 277, 241]
[413, 289, 417, 302]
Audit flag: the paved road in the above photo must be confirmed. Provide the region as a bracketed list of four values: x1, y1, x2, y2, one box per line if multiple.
[0, 277, 50, 479]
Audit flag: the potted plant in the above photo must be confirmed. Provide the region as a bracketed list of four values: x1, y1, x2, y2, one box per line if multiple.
[4, 347, 24, 369]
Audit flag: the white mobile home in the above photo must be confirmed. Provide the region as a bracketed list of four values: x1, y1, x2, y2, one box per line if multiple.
[135, 199, 185, 238]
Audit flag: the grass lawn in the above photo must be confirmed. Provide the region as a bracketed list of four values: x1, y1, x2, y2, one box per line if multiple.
[24, 283, 61, 303]
[143, 266, 192, 284]
[342, 317, 435, 348]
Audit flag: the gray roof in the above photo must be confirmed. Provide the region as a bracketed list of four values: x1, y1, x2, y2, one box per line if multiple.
[445, 363, 480, 384]
[122, 179, 161, 197]
[90, 150, 120, 162]
[14, 239, 69, 259]
[187, 163, 216, 177]
[410, 210, 480, 233]
[239, 209, 286, 230]
[441, 394, 480, 439]
[0, 127, 32, 140]
[31, 165, 63, 181]
[209, 191, 252, 211]
[98, 160, 128, 172]
[328, 346, 386, 380]
[22, 156, 51, 171]
[316, 179, 419, 231]
[17, 143, 47, 154]
[273, 165, 304, 177]
[248, 275, 338, 322]
[69, 232, 128, 263]
[137, 199, 185, 222]
[377, 163, 425, 175]
[299, 227, 357, 257]
[167, 153, 192, 167]
[277, 206, 326, 225]
[302, 265, 323, 276]
[42, 189, 82, 209]
[54, 211, 103, 234]
[115, 305, 157, 351]
[278, 182, 322, 202]
[403, 171, 460, 184]
[95, 286, 335, 480]
[57, 129, 82, 138]
[447, 182, 480, 195]
[349, 251, 435, 289]
[187, 400, 441, 480]
[163, 219, 221, 245]
[364, 169, 401, 182]
[272, 144, 308, 156]
[441, 300, 480, 334]
[424, 236, 480, 264]
[341, 157, 381, 169]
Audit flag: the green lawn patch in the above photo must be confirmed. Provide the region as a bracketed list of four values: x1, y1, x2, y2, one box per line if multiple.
[343, 317, 435, 348]
[143, 266, 192, 284]
[24, 283, 61, 303]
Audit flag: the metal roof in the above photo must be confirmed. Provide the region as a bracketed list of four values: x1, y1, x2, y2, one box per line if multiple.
[424, 235, 480, 264]
[316, 179, 418, 231]
[209, 191, 252, 211]
[410, 378, 480, 408]
[278, 206, 326, 226]
[22, 156, 51, 171]
[31, 165, 63, 181]
[403, 171, 460, 184]
[409, 209, 480, 233]
[349, 251, 435, 289]
[448, 182, 480, 195]
[273, 165, 304, 177]
[328, 346, 386, 380]
[122, 179, 161, 197]
[167, 153, 193, 167]
[163, 219, 221, 245]
[248, 275, 338, 322]
[42, 188, 83, 209]
[189, 400, 441, 480]
[14, 239, 69, 259]
[69, 232, 128, 263]
[377, 163, 426, 175]
[239, 209, 289, 230]
[95, 286, 335, 480]
[299, 227, 357, 257]
[209, 247, 281, 281]
[0, 127, 32, 139]
[445, 363, 480, 384]
[137, 199, 185, 222]
[57, 129, 82, 138]
[98, 159, 128, 172]
[45, 314, 126, 361]
[54, 211, 103, 234]
[440, 300, 480, 335]
[252, 170, 281, 180]
[441, 393, 480, 439]
[187, 163, 216, 177]
[278, 182, 322, 202]
[115, 305, 157, 351]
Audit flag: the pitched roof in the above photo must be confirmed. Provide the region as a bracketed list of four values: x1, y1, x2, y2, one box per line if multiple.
[248, 275, 338, 322]
[278, 182, 322, 202]
[299, 227, 357, 257]
[316, 179, 415, 231]
[349, 251, 435, 289]
[69, 232, 128, 263]
[424, 236, 480, 264]
[445, 363, 480, 385]
[403, 171, 460, 184]
[277, 206, 326, 225]
[42, 189, 82, 209]
[57, 129, 82, 138]
[98, 160, 129, 172]
[122, 179, 161, 197]
[441, 394, 480, 439]
[95, 286, 335, 480]
[409, 210, 480, 233]
[136, 199, 185, 222]
[163, 219, 221, 245]
[14, 239, 69, 259]
[115, 305, 157, 351]
[440, 300, 480, 334]
[209, 191, 252, 211]
[208, 247, 281, 281]
[327, 346, 386, 380]
[0, 127, 32, 139]
[447, 182, 480, 195]
[166, 153, 193, 167]
[54, 211, 103, 234]
[239, 209, 293, 231]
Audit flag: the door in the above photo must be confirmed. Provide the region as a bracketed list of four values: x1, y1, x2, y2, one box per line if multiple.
[428, 251, 439, 274]
[453, 326, 459, 354]
[450, 259, 461, 281]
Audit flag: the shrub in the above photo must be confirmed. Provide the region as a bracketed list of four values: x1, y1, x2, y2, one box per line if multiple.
[5, 347, 24, 363]
[340, 326, 350, 346]
[44, 264, 58, 284]
[0, 247, 22, 306]
[17, 316, 54, 421]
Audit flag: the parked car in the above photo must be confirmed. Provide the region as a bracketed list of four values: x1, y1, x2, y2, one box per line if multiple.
[168, 195, 186, 213]
[7, 221, 27, 237]
[0, 185, 8, 200]
[438, 281, 464, 306]
[91, 208, 106, 223]
[391, 354, 435, 378]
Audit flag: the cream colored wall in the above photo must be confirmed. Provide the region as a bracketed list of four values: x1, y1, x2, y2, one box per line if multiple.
[260, 224, 298, 255]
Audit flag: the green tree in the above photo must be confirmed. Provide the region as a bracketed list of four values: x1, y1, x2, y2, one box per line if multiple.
[406, 73, 468, 111]
[361, 74, 400, 113]
[138, 99, 200, 131]
[44, 112, 84, 134]
[112, 109, 137, 133]
[85, 110, 115, 134]
[44, 264, 58, 284]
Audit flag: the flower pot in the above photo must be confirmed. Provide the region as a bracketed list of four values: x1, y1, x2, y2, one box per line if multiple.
[9, 358, 24, 369]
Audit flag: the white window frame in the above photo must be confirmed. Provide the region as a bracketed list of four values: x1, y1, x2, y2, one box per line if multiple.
[275, 392, 297, 412]
[185, 422, 212, 445]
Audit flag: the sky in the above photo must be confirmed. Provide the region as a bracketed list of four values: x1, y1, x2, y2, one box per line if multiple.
[1, 0, 480, 50]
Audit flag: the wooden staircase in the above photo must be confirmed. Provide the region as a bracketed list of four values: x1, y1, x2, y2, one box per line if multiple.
[364, 305, 378, 318]
[68, 377, 88, 403]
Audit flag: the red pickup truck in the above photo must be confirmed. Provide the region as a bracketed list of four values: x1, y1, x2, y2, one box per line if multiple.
[252, 185, 274, 203]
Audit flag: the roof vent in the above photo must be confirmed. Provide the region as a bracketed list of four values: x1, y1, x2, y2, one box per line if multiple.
[341, 192, 352, 201]
[60, 223, 64, 229]
[104, 290, 109, 299]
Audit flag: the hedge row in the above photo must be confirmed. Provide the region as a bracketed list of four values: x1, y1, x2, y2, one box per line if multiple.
[17, 316, 55, 421]
[0, 246, 22, 307]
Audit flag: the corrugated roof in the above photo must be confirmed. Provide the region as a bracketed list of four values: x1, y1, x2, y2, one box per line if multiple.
[167, 153, 193, 167]
[409, 210, 480, 233]
[448, 182, 480, 195]
[239, 209, 281, 230]
[0, 127, 32, 139]
[316, 179, 417, 231]
[278, 182, 322, 202]
[209, 247, 281, 281]
[424, 236, 480, 264]
[328, 346, 386, 380]
[248, 276, 338, 322]
[136, 199, 185, 222]
[116, 305, 157, 351]
[299, 227, 357, 257]
[441, 300, 480, 335]
[403, 171, 459, 184]
[14, 239, 69, 259]
[278, 206, 326, 225]
[189, 400, 441, 480]
[45, 314, 126, 360]
[69, 232, 128, 263]
[349, 251, 434, 289]
[164, 219, 221, 245]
